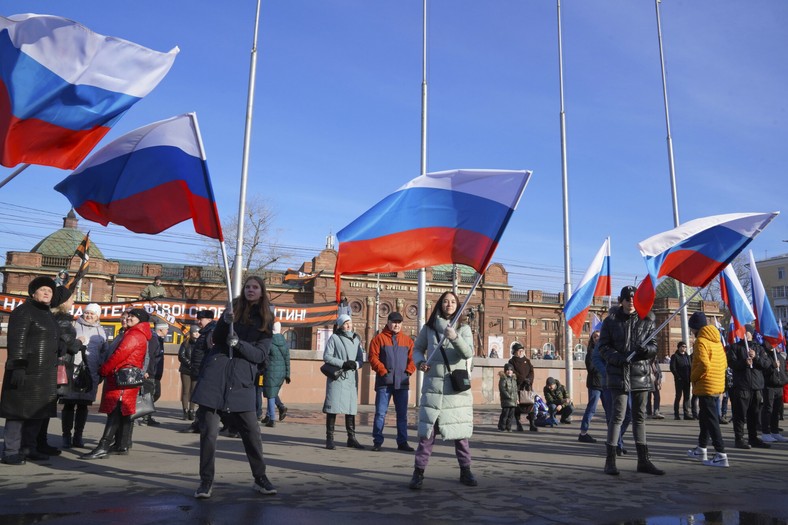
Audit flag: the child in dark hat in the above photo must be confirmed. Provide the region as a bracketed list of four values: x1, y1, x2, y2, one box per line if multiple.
[498, 363, 518, 432]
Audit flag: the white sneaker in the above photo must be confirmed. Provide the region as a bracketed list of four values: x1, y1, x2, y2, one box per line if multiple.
[760, 434, 776, 443]
[703, 452, 729, 467]
[687, 446, 708, 461]
[771, 433, 788, 443]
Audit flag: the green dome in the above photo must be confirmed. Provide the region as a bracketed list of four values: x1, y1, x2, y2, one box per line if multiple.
[29, 209, 105, 259]
[655, 277, 697, 299]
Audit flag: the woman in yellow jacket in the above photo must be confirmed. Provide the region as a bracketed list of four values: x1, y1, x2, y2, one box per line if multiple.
[687, 312, 729, 467]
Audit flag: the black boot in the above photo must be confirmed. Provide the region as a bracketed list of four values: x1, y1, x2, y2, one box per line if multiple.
[459, 467, 478, 487]
[83, 407, 121, 459]
[604, 444, 619, 475]
[636, 444, 665, 475]
[72, 433, 85, 448]
[527, 412, 538, 432]
[73, 405, 88, 448]
[409, 468, 424, 490]
[345, 415, 365, 449]
[81, 439, 111, 460]
[325, 414, 336, 450]
[62, 434, 72, 449]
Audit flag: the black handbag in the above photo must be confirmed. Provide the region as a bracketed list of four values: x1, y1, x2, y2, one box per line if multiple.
[72, 349, 93, 393]
[320, 362, 342, 379]
[131, 391, 155, 420]
[114, 365, 145, 387]
[438, 333, 472, 393]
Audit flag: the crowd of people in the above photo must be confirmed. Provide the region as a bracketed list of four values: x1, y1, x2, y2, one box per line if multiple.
[2, 277, 786, 497]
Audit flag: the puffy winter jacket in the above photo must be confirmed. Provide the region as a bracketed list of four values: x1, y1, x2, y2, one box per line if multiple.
[690, 325, 727, 396]
[598, 306, 657, 392]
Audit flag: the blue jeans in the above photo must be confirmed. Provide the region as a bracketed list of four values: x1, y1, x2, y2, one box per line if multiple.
[580, 388, 602, 433]
[372, 386, 410, 447]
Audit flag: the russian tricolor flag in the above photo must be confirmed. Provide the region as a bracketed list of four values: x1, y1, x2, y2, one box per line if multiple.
[563, 238, 611, 338]
[335, 169, 531, 298]
[0, 14, 178, 169]
[633, 212, 779, 318]
[748, 250, 785, 348]
[719, 264, 755, 341]
[54, 114, 223, 240]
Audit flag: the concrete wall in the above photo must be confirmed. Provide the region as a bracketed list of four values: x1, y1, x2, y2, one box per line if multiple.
[1, 339, 676, 408]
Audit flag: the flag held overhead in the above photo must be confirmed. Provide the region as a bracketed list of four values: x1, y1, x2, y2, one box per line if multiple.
[0, 14, 178, 169]
[334, 169, 531, 301]
[54, 113, 223, 240]
[719, 264, 755, 342]
[633, 212, 779, 318]
[748, 250, 784, 348]
[563, 238, 611, 338]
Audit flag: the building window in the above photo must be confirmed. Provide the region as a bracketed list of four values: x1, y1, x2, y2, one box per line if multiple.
[284, 330, 297, 349]
[778, 267, 785, 280]
[773, 286, 786, 299]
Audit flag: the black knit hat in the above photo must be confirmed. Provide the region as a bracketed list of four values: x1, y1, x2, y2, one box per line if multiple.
[28, 276, 57, 296]
[688, 312, 707, 330]
[196, 310, 215, 320]
[128, 308, 150, 323]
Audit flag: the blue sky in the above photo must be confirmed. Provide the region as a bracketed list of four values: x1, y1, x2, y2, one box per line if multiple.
[1, 1, 786, 295]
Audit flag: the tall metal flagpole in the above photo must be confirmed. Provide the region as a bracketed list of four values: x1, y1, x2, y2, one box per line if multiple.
[655, 0, 689, 344]
[416, 0, 429, 407]
[231, 0, 263, 297]
[557, 0, 574, 394]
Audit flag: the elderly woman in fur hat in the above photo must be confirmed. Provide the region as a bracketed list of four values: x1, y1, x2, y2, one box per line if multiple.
[1, 277, 72, 465]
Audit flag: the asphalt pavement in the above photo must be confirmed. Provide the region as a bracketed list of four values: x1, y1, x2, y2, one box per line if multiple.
[1, 403, 788, 525]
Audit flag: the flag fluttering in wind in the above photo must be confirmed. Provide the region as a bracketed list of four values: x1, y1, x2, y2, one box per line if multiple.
[563, 238, 611, 338]
[0, 14, 178, 169]
[633, 212, 779, 318]
[283, 269, 323, 287]
[748, 250, 785, 348]
[334, 169, 531, 300]
[54, 114, 223, 240]
[65, 231, 90, 291]
[719, 264, 755, 342]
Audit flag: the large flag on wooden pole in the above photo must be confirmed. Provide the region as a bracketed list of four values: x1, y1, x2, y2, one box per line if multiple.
[334, 169, 531, 301]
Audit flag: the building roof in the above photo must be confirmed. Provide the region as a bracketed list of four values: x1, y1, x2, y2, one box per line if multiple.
[655, 277, 697, 299]
[29, 210, 105, 259]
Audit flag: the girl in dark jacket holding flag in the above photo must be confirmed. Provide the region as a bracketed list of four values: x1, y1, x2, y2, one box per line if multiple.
[191, 275, 276, 499]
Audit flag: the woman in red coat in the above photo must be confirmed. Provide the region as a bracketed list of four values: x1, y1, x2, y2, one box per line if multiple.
[81, 308, 151, 460]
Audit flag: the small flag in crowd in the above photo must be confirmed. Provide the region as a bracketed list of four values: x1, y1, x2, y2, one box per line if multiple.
[54, 114, 224, 240]
[719, 264, 755, 342]
[65, 231, 90, 290]
[632, 212, 778, 319]
[563, 238, 611, 338]
[591, 313, 603, 333]
[0, 14, 178, 169]
[335, 169, 531, 300]
[283, 269, 323, 286]
[748, 250, 785, 348]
